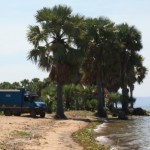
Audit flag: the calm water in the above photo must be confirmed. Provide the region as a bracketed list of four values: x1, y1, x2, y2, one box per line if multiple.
[95, 98, 150, 150]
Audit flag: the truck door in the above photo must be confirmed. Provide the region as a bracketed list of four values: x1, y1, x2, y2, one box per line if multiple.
[21, 95, 31, 113]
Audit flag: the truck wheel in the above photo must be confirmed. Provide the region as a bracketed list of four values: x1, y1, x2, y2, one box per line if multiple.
[14, 112, 21, 116]
[30, 110, 36, 118]
[40, 112, 45, 118]
[4, 109, 12, 116]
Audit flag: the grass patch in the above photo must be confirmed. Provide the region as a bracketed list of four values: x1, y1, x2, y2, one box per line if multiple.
[65, 110, 94, 118]
[49, 110, 95, 119]
[72, 122, 108, 150]
[0, 111, 4, 116]
[11, 130, 30, 138]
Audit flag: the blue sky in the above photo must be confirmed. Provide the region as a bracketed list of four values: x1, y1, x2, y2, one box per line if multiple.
[0, 0, 150, 97]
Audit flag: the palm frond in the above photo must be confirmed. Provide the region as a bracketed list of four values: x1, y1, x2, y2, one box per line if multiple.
[52, 5, 72, 19]
[36, 7, 52, 22]
[27, 25, 47, 47]
[27, 49, 40, 63]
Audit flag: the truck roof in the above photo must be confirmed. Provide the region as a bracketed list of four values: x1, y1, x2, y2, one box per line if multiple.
[0, 89, 20, 92]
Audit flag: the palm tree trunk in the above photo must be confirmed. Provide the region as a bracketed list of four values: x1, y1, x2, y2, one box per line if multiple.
[97, 78, 107, 117]
[121, 62, 128, 114]
[129, 85, 134, 108]
[102, 82, 105, 107]
[66, 97, 71, 110]
[56, 81, 66, 118]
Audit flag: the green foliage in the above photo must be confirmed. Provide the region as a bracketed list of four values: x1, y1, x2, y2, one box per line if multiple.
[90, 99, 98, 111]
[108, 92, 121, 104]
[65, 110, 94, 118]
[27, 5, 84, 84]
[0, 79, 98, 112]
[63, 84, 75, 110]
[0, 82, 15, 89]
[40, 82, 57, 113]
[72, 122, 108, 150]
[128, 97, 136, 103]
[0, 111, 3, 116]
[63, 84, 97, 111]
[80, 99, 97, 111]
[0, 78, 43, 95]
[11, 130, 30, 137]
[128, 97, 136, 108]
[107, 92, 122, 110]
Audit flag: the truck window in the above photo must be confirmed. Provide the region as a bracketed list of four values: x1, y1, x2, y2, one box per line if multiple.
[24, 96, 29, 101]
[30, 96, 37, 101]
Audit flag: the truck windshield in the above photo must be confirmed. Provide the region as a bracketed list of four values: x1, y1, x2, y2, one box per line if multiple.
[30, 96, 38, 102]
[24, 95, 39, 102]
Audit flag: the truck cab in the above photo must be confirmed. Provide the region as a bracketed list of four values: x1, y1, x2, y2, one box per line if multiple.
[0, 88, 47, 118]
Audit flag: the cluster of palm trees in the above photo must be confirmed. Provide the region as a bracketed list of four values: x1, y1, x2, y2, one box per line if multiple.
[27, 5, 147, 118]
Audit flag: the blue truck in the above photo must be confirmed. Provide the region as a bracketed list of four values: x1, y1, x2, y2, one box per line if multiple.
[0, 88, 47, 118]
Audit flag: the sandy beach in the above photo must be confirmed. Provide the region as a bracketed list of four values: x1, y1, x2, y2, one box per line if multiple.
[0, 114, 88, 150]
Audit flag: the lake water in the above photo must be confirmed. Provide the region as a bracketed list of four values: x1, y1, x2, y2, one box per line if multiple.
[95, 97, 150, 150]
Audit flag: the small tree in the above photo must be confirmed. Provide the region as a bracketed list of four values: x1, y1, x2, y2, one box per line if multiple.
[108, 92, 121, 109]
[128, 97, 136, 108]
[40, 83, 57, 113]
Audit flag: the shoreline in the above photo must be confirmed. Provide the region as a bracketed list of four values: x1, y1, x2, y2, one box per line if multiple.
[93, 114, 150, 150]
[0, 111, 149, 150]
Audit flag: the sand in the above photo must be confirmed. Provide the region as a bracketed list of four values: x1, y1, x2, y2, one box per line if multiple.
[0, 114, 88, 150]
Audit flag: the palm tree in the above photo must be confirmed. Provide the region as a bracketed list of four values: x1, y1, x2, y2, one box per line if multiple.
[104, 42, 121, 93]
[126, 53, 147, 108]
[81, 17, 116, 117]
[27, 5, 84, 118]
[116, 23, 143, 113]
[20, 79, 30, 90]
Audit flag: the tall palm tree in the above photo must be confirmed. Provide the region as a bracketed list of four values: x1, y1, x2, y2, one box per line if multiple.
[27, 5, 84, 118]
[126, 53, 147, 107]
[116, 23, 143, 113]
[127, 54, 146, 90]
[104, 40, 121, 93]
[81, 17, 116, 117]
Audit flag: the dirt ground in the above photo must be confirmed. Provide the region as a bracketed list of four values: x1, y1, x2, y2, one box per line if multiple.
[0, 114, 88, 150]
